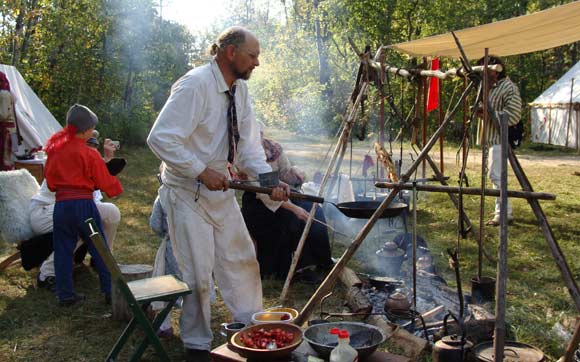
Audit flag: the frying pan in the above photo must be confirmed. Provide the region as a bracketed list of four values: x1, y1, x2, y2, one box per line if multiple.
[229, 181, 407, 219]
[357, 273, 404, 292]
[333, 201, 408, 219]
[368, 275, 405, 292]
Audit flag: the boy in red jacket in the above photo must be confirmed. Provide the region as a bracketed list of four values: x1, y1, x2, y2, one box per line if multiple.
[44, 104, 123, 306]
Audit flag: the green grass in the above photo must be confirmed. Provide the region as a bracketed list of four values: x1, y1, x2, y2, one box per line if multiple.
[1, 134, 579, 361]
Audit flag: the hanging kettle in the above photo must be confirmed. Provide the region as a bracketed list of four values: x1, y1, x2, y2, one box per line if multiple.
[432, 335, 474, 362]
[432, 313, 474, 362]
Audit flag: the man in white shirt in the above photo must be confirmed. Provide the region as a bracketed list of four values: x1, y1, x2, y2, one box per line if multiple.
[147, 26, 289, 361]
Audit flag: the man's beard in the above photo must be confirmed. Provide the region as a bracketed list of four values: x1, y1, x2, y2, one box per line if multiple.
[232, 65, 253, 80]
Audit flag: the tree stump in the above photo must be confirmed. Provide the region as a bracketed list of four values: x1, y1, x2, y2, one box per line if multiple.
[112, 264, 153, 321]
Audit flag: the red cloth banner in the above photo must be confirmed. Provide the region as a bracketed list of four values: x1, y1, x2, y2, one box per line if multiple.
[427, 57, 439, 113]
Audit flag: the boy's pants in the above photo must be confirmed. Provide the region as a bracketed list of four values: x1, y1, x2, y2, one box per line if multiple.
[53, 199, 111, 302]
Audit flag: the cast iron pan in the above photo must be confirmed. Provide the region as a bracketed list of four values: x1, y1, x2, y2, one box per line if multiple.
[335, 201, 408, 219]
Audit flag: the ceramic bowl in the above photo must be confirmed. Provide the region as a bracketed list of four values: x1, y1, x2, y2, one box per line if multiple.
[251, 311, 293, 325]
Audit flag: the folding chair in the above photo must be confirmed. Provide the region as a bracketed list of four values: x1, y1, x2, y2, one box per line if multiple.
[85, 218, 191, 362]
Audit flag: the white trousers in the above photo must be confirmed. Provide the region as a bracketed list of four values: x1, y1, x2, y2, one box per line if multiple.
[31, 202, 121, 279]
[488, 145, 513, 218]
[159, 185, 262, 351]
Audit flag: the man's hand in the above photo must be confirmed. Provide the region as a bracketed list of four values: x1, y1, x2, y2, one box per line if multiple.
[198, 168, 229, 191]
[103, 139, 117, 162]
[270, 181, 290, 202]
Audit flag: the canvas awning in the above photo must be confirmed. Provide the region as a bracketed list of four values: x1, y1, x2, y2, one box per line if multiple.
[389, 1, 580, 59]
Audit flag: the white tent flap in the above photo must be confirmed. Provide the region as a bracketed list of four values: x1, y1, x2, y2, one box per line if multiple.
[530, 60, 580, 149]
[389, 1, 580, 59]
[0, 64, 62, 150]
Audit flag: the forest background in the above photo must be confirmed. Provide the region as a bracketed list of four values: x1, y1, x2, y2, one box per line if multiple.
[1, 0, 579, 145]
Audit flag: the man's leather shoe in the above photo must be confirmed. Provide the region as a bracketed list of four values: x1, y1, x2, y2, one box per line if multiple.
[185, 348, 210, 362]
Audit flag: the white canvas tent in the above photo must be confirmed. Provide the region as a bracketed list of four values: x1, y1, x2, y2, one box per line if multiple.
[0, 64, 61, 151]
[530, 61, 580, 149]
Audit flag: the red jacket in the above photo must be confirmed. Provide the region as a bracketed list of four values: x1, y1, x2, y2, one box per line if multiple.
[45, 137, 123, 201]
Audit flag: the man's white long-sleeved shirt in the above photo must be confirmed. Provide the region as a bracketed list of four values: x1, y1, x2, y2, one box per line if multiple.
[147, 59, 280, 212]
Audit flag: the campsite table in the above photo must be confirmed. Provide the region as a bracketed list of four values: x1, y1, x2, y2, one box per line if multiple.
[211, 340, 409, 362]
[15, 157, 45, 184]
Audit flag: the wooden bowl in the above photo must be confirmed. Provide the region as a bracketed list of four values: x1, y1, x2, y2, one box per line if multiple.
[231, 323, 303, 360]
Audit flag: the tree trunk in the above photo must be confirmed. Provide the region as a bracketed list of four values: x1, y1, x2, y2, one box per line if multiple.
[11, 0, 26, 65]
[18, 0, 40, 66]
[123, 67, 134, 109]
[313, 0, 331, 97]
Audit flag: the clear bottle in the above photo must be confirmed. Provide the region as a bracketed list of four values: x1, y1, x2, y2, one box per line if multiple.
[329, 330, 358, 362]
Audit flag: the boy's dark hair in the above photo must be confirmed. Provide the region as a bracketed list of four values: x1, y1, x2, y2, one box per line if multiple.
[477, 55, 506, 80]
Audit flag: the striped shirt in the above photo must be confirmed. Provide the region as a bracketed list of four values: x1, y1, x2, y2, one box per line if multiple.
[478, 77, 522, 145]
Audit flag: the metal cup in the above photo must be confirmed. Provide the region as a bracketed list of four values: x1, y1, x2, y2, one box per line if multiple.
[220, 322, 246, 345]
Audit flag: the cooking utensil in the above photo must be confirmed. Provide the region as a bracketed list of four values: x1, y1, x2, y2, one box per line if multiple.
[230, 323, 303, 360]
[473, 341, 545, 362]
[264, 307, 299, 321]
[231, 180, 407, 220]
[229, 181, 324, 203]
[251, 311, 293, 324]
[375, 241, 406, 277]
[432, 334, 474, 362]
[332, 201, 408, 219]
[220, 322, 246, 345]
[303, 321, 386, 359]
[361, 274, 404, 292]
[470, 276, 496, 304]
[384, 291, 411, 311]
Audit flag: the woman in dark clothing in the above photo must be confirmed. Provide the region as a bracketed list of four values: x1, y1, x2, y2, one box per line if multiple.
[240, 134, 333, 281]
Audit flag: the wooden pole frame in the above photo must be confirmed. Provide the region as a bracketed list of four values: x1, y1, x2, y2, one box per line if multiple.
[279, 82, 369, 302]
[294, 80, 477, 325]
[286, 43, 580, 339]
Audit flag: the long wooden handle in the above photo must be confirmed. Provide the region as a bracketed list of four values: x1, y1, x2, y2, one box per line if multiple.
[375, 182, 556, 200]
[228, 182, 325, 204]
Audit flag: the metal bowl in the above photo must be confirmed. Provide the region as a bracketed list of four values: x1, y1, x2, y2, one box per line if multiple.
[231, 322, 303, 360]
[303, 321, 386, 359]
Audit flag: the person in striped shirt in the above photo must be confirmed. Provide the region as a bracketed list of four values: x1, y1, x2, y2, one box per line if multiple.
[477, 55, 522, 226]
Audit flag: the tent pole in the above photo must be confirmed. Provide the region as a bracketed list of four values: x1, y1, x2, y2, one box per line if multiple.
[566, 78, 575, 148]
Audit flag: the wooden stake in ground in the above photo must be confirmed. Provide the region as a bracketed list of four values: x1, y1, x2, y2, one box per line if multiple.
[493, 112, 509, 361]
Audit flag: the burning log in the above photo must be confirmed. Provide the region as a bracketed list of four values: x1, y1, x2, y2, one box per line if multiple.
[367, 314, 428, 361]
[340, 267, 372, 317]
[339, 266, 363, 288]
[345, 287, 373, 316]
[414, 305, 444, 327]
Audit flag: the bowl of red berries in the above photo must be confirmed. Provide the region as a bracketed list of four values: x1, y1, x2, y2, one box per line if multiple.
[230, 322, 303, 360]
